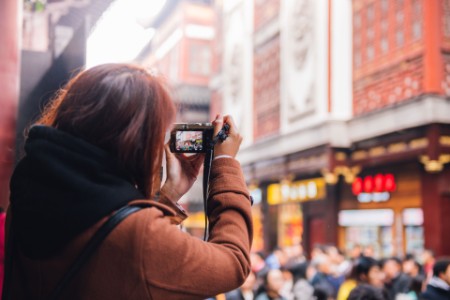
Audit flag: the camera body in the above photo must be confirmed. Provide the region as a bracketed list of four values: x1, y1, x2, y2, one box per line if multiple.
[169, 123, 215, 153]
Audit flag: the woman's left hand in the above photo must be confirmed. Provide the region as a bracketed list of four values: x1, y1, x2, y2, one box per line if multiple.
[160, 144, 204, 203]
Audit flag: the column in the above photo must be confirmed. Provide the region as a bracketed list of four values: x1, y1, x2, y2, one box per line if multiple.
[0, 0, 21, 208]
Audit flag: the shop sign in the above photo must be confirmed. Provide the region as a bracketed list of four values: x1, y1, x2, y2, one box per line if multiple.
[352, 173, 396, 203]
[338, 209, 394, 226]
[403, 208, 424, 226]
[267, 178, 326, 205]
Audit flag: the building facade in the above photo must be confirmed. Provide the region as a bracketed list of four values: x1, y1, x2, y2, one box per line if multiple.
[137, 0, 216, 124]
[215, 0, 450, 257]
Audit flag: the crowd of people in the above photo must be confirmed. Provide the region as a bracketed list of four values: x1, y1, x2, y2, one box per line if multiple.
[218, 245, 450, 300]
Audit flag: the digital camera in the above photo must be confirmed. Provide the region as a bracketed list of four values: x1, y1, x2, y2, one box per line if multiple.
[169, 123, 215, 153]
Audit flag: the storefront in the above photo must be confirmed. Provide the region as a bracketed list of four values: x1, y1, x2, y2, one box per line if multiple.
[338, 162, 423, 258]
[266, 177, 326, 248]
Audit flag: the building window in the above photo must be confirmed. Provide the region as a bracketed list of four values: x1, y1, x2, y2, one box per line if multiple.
[396, 11, 404, 24]
[381, 0, 389, 14]
[380, 38, 389, 53]
[367, 27, 375, 40]
[396, 30, 404, 47]
[411, 0, 423, 40]
[354, 51, 362, 67]
[367, 4, 375, 24]
[444, 0, 450, 37]
[412, 21, 422, 40]
[354, 12, 361, 29]
[366, 46, 374, 61]
[189, 44, 212, 76]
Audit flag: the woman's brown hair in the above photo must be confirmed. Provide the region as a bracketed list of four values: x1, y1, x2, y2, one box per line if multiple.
[36, 63, 175, 198]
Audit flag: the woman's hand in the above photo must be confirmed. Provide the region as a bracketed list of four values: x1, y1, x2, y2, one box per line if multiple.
[213, 115, 243, 158]
[161, 145, 204, 203]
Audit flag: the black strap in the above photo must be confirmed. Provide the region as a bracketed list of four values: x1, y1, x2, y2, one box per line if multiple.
[202, 124, 229, 241]
[202, 148, 214, 241]
[47, 205, 144, 300]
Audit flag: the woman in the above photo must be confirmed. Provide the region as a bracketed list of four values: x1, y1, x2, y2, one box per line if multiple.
[255, 269, 287, 300]
[287, 262, 315, 300]
[337, 256, 385, 300]
[5, 64, 253, 299]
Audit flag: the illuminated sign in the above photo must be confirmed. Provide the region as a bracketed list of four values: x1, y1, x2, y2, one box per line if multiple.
[352, 173, 396, 203]
[339, 209, 394, 226]
[267, 178, 326, 205]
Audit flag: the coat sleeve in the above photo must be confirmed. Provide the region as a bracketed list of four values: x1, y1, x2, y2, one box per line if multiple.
[141, 158, 253, 299]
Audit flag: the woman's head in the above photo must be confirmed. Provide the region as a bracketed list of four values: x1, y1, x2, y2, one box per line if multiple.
[350, 256, 384, 288]
[36, 64, 175, 197]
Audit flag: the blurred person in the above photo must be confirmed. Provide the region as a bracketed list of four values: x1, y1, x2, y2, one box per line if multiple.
[395, 275, 425, 300]
[311, 244, 327, 260]
[326, 245, 351, 277]
[337, 256, 385, 300]
[252, 251, 270, 277]
[3, 64, 253, 299]
[255, 269, 287, 300]
[348, 284, 387, 300]
[310, 254, 336, 298]
[420, 249, 435, 280]
[225, 271, 257, 300]
[285, 244, 306, 266]
[279, 266, 294, 300]
[421, 258, 450, 300]
[313, 287, 334, 300]
[266, 247, 288, 270]
[363, 245, 376, 258]
[382, 257, 412, 300]
[251, 252, 271, 296]
[287, 262, 315, 300]
[350, 244, 363, 262]
[402, 256, 423, 278]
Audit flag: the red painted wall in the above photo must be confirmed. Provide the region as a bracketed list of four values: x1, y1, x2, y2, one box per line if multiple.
[421, 166, 450, 256]
[0, 0, 21, 208]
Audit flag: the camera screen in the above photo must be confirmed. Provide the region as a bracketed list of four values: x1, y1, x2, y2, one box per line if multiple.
[174, 130, 204, 152]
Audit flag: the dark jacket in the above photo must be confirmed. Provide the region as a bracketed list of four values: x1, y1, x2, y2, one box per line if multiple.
[385, 273, 412, 300]
[421, 282, 450, 300]
[6, 126, 253, 300]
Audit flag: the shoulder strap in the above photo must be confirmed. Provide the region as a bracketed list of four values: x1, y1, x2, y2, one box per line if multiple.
[47, 204, 146, 300]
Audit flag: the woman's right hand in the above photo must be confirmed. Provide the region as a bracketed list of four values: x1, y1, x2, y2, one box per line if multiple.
[212, 115, 243, 158]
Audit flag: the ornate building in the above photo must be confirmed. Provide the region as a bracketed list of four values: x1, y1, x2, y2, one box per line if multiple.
[215, 0, 450, 256]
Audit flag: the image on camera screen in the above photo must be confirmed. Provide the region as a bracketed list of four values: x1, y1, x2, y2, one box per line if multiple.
[175, 131, 203, 152]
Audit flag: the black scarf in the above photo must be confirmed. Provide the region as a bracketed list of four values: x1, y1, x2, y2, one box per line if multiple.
[10, 125, 144, 259]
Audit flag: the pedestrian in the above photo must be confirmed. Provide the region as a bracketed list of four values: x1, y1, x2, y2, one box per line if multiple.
[421, 258, 450, 300]
[382, 257, 412, 300]
[287, 262, 315, 300]
[348, 284, 387, 300]
[255, 269, 287, 300]
[337, 256, 384, 300]
[225, 271, 257, 300]
[4, 63, 253, 299]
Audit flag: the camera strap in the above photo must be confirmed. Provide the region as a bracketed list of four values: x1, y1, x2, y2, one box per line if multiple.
[202, 148, 214, 240]
[201, 124, 229, 241]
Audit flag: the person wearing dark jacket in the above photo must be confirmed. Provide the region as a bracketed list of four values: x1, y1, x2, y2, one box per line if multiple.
[4, 64, 253, 299]
[421, 259, 450, 300]
[382, 257, 412, 300]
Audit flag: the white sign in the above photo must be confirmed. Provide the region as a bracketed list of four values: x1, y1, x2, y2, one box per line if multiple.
[357, 192, 390, 203]
[339, 209, 394, 227]
[403, 208, 424, 226]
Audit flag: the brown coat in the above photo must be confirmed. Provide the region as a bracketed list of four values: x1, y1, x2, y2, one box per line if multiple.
[8, 158, 253, 299]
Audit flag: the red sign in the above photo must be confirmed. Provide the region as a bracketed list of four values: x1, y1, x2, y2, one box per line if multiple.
[352, 173, 396, 196]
